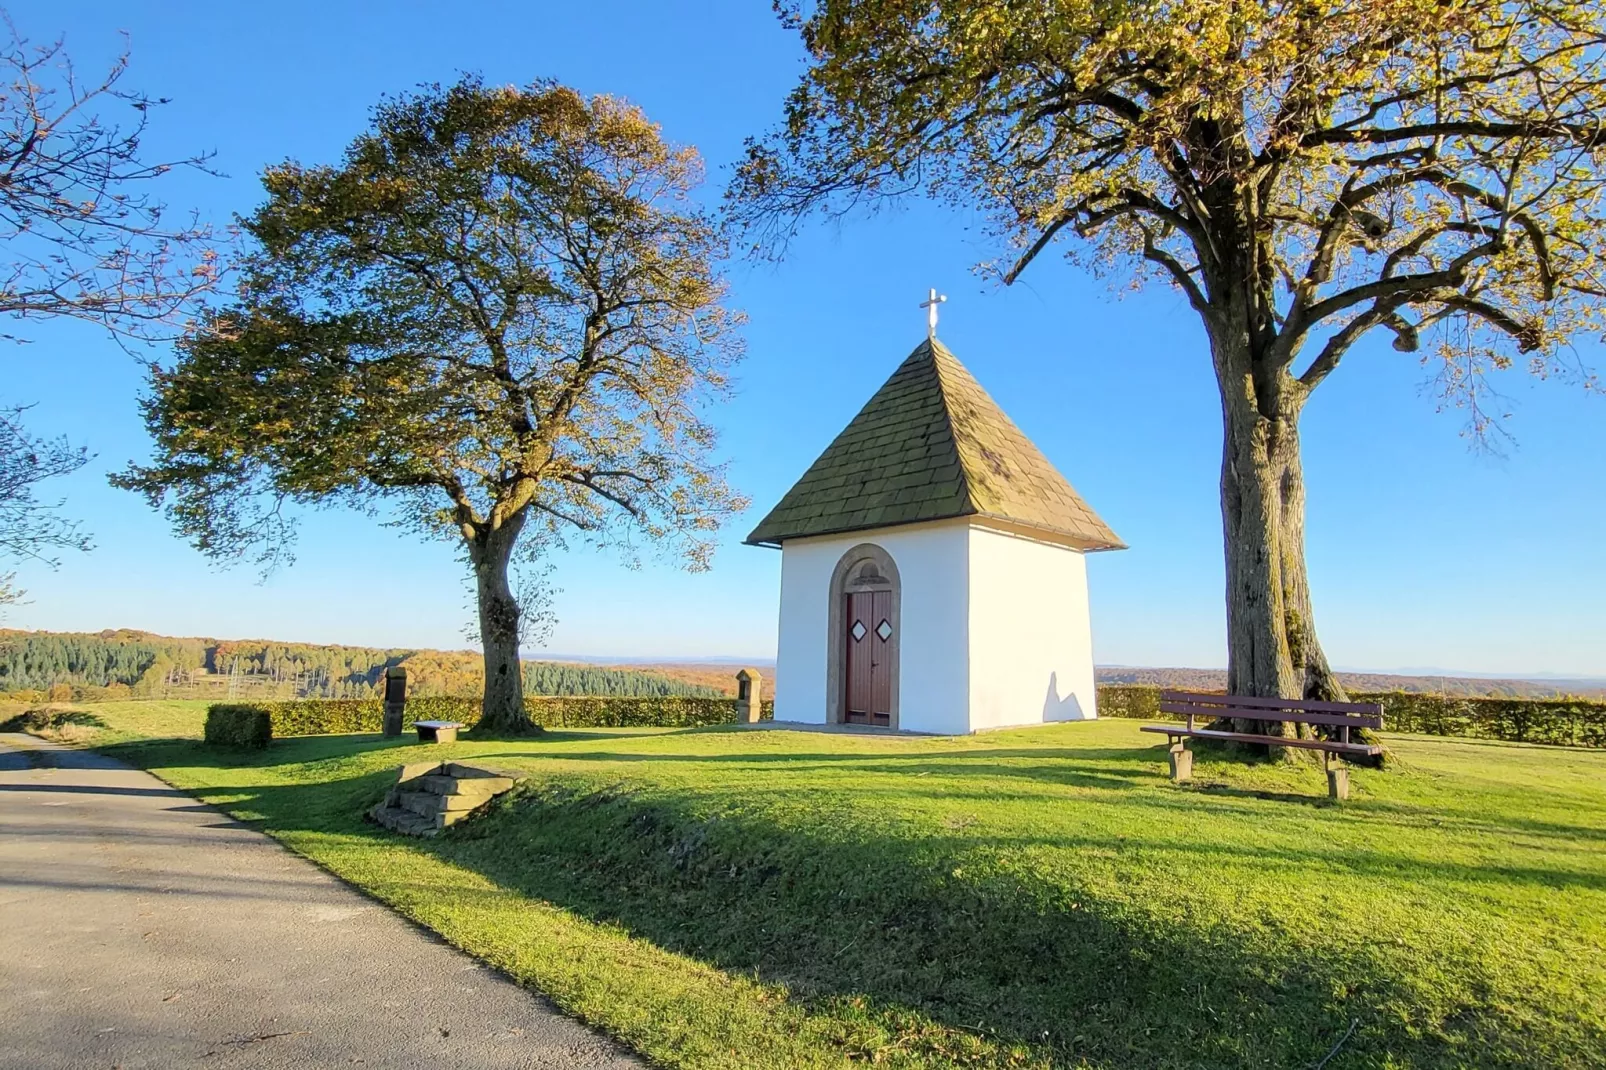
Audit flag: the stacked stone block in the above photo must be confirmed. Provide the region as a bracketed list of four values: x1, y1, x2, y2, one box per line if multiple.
[368, 761, 520, 837]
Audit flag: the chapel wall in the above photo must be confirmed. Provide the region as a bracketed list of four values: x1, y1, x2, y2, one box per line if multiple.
[771, 521, 971, 731]
[966, 524, 1098, 731]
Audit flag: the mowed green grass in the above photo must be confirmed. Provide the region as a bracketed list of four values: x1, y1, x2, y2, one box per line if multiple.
[0, 699, 212, 745]
[84, 707, 1606, 1069]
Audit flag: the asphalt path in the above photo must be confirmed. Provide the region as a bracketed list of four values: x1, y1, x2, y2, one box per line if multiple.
[0, 733, 643, 1069]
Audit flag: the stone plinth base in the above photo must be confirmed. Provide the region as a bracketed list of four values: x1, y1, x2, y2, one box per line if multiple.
[1169, 744, 1193, 782]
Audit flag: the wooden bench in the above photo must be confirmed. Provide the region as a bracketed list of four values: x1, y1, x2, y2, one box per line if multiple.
[1140, 690, 1383, 799]
[413, 720, 465, 744]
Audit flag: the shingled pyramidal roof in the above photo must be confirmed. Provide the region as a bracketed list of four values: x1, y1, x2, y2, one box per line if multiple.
[746, 338, 1125, 550]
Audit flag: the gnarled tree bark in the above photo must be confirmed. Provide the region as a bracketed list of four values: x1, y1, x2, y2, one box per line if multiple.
[467, 511, 534, 735]
[1213, 328, 1349, 750]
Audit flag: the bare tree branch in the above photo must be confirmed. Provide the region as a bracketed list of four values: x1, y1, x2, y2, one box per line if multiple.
[0, 13, 224, 342]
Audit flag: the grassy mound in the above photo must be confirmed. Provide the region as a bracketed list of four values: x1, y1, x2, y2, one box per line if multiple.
[101, 718, 1606, 1069]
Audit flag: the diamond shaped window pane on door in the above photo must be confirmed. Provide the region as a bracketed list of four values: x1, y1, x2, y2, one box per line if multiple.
[876, 619, 893, 641]
[851, 620, 867, 641]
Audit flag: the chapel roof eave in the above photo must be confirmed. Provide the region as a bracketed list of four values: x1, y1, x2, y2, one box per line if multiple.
[745, 511, 1128, 552]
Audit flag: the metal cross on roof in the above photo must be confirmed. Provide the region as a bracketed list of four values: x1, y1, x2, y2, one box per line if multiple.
[919, 287, 947, 340]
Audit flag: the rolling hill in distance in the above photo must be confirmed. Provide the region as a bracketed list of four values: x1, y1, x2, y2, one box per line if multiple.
[3, 628, 1598, 702]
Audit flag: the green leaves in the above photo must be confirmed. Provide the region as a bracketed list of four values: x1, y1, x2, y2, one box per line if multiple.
[121, 77, 746, 572]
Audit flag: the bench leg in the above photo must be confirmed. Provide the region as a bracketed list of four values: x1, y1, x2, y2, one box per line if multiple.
[435, 726, 458, 744]
[415, 726, 436, 743]
[1327, 765, 1350, 801]
[1168, 743, 1193, 782]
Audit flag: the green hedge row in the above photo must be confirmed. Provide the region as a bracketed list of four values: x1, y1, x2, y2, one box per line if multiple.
[1095, 686, 1166, 721]
[1096, 685, 1606, 748]
[523, 695, 776, 728]
[216, 694, 776, 738]
[204, 704, 273, 748]
[207, 687, 1606, 748]
[1358, 690, 1606, 748]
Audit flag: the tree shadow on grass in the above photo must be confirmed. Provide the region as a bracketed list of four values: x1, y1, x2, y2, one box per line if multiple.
[471, 788, 1604, 1068]
[103, 722, 1606, 1070]
[0, 708, 109, 742]
[465, 746, 1161, 796]
[128, 752, 1605, 1070]
[1184, 780, 1345, 807]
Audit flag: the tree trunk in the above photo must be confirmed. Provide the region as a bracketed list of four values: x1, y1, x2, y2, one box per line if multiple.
[1272, 417, 1347, 704]
[1215, 337, 1347, 749]
[467, 514, 538, 735]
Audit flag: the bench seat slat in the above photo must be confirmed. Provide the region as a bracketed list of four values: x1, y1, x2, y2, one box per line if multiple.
[1160, 690, 1382, 716]
[1157, 702, 1382, 730]
[1139, 724, 1382, 756]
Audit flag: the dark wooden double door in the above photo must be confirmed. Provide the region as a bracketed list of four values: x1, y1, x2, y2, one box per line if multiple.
[844, 591, 893, 726]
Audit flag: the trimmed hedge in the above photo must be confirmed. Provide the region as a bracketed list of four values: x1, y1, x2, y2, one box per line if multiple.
[256, 699, 383, 736]
[219, 686, 1606, 749]
[523, 695, 776, 729]
[1363, 690, 1606, 748]
[204, 704, 273, 748]
[1095, 685, 1606, 749]
[215, 695, 777, 738]
[1096, 685, 1165, 721]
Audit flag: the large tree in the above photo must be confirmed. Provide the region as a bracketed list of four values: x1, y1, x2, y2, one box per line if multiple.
[730, 0, 1605, 706]
[116, 79, 746, 733]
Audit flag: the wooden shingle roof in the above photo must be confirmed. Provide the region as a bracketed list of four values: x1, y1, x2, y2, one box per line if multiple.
[745, 339, 1124, 550]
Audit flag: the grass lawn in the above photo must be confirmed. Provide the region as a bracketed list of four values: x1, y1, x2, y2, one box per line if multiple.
[58, 705, 1606, 1068]
[0, 699, 212, 745]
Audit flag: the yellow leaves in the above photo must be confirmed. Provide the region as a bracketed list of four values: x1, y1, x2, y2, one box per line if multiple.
[740, 0, 1606, 448]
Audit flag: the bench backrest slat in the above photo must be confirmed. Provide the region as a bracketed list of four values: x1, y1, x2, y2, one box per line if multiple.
[1159, 691, 1383, 729]
[1161, 690, 1381, 715]
[1157, 702, 1381, 730]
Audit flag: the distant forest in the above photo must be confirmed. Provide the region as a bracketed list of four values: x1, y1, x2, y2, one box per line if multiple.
[0, 630, 721, 702]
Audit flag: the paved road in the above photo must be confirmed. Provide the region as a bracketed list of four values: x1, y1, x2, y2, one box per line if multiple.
[0, 734, 643, 1069]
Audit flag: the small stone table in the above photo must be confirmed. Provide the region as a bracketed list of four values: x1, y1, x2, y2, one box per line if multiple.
[413, 720, 464, 744]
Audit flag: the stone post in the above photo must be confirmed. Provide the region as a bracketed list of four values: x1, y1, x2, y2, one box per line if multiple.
[1327, 765, 1350, 801]
[733, 668, 763, 724]
[1168, 743, 1193, 782]
[382, 666, 408, 738]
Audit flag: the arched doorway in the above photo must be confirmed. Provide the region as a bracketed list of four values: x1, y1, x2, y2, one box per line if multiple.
[826, 544, 900, 728]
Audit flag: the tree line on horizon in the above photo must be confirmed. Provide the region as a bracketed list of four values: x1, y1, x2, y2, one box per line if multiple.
[0, 629, 719, 703]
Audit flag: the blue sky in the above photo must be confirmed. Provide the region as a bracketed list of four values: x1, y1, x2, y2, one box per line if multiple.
[5, 1, 1604, 676]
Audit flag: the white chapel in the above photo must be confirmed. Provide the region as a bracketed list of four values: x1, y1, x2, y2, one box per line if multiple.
[747, 303, 1125, 734]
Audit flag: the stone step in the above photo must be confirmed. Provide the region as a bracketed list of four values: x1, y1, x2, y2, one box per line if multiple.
[445, 762, 518, 782]
[420, 773, 514, 797]
[399, 789, 491, 817]
[438, 807, 473, 828]
[395, 761, 446, 790]
[369, 804, 440, 838]
[396, 791, 443, 817]
[372, 761, 523, 837]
